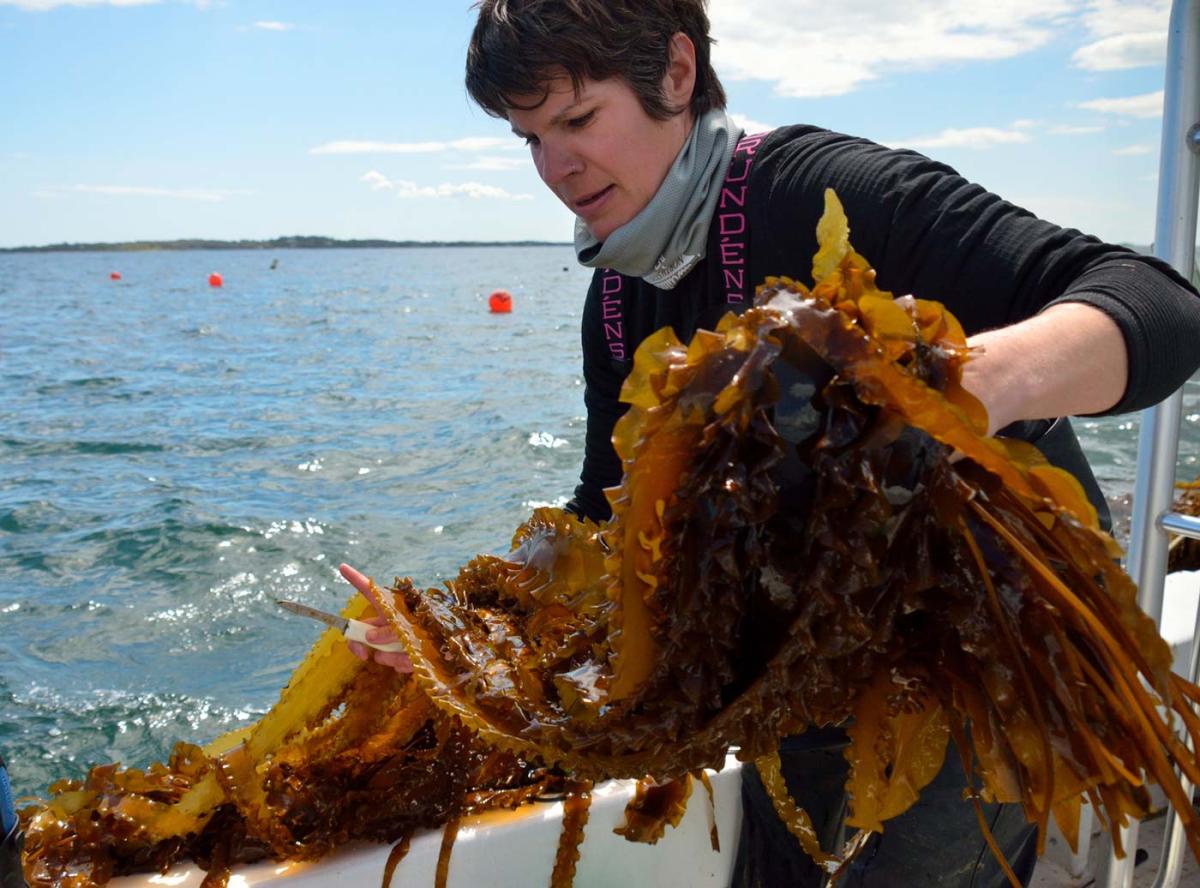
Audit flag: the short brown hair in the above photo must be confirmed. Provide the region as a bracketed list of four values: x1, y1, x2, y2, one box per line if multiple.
[465, 0, 726, 121]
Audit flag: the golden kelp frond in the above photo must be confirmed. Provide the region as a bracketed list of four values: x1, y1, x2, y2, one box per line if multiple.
[22, 188, 1200, 888]
[19, 588, 561, 887]
[845, 675, 949, 834]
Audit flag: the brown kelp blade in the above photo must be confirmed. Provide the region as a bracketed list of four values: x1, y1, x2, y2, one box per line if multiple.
[21, 189, 1200, 888]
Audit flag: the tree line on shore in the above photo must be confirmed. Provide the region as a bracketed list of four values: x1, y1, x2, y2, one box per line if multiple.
[0, 236, 571, 253]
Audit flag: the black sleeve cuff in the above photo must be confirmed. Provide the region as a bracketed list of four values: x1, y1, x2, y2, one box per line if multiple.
[1045, 256, 1200, 415]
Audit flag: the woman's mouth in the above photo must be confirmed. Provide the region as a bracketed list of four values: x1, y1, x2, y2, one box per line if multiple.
[574, 185, 614, 217]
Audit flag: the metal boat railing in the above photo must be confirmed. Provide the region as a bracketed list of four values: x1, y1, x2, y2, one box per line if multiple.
[1096, 2, 1200, 886]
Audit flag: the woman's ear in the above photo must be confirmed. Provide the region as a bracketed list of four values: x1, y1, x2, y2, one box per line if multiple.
[663, 31, 698, 112]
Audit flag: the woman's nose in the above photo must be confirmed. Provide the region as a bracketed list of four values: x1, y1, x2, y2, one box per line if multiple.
[537, 142, 581, 186]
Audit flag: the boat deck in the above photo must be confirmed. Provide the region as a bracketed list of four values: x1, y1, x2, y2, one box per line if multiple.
[1032, 807, 1200, 887]
[109, 765, 1200, 888]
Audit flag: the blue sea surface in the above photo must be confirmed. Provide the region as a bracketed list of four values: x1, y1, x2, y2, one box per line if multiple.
[0, 247, 1197, 798]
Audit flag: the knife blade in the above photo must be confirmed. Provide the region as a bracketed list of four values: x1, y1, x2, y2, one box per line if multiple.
[276, 599, 407, 654]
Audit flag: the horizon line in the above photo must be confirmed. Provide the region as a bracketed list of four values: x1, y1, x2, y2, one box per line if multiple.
[0, 236, 575, 253]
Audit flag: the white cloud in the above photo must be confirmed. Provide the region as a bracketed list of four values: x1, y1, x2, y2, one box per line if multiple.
[1113, 143, 1153, 155]
[1080, 0, 1170, 34]
[1049, 124, 1106, 135]
[35, 184, 250, 202]
[729, 112, 774, 135]
[253, 21, 293, 31]
[1073, 32, 1166, 69]
[1077, 90, 1164, 117]
[1072, 0, 1169, 69]
[359, 170, 532, 201]
[444, 156, 528, 172]
[708, 0, 1076, 97]
[890, 125, 1033, 151]
[360, 171, 394, 191]
[1, 0, 157, 8]
[312, 137, 517, 155]
[398, 181, 533, 201]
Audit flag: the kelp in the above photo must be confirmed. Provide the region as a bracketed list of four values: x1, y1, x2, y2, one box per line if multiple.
[21, 190, 1200, 888]
[19, 594, 561, 887]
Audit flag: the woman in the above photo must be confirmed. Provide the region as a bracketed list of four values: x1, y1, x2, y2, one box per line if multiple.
[344, 1, 1200, 884]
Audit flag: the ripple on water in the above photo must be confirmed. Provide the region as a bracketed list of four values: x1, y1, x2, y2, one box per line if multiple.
[0, 437, 168, 457]
[34, 376, 126, 396]
[0, 681, 263, 794]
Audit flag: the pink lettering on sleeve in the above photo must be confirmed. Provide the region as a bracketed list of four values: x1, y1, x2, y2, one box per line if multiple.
[719, 185, 747, 210]
[599, 270, 626, 361]
[716, 132, 769, 305]
[719, 213, 746, 237]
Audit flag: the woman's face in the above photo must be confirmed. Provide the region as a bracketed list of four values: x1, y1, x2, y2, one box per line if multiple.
[507, 38, 696, 242]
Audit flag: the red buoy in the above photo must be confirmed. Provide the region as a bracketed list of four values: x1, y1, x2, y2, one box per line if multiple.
[208, 272, 224, 288]
[488, 289, 513, 313]
[109, 271, 121, 281]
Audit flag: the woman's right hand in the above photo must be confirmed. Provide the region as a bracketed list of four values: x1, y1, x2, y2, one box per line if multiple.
[339, 563, 413, 673]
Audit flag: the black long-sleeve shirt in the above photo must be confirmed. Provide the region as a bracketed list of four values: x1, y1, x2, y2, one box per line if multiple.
[568, 125, 1200, 523]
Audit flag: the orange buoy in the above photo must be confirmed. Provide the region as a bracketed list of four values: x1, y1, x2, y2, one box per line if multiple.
[208, 272, 223, 288]
[109, 271, 121, 281]
[488, 289, 513, 313]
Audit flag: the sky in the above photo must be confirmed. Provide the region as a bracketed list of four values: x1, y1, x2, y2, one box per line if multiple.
[0, 0, 1184, 248]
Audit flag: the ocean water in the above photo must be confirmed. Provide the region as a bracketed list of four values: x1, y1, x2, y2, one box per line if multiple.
[0, 246, 1197, 800]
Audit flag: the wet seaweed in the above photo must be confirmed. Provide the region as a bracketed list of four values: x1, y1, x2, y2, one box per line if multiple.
[20, 190, 1200, 888]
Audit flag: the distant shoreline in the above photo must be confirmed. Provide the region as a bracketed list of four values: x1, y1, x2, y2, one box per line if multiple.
[0, 237, 573, 254]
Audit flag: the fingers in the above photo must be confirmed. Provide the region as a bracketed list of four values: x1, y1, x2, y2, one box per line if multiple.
[348, 641, 411, 672]
[365, 624, 398, 645]
[340, 561, 390, 619]
[375, 651, 414, 673]
[338, 563, 409, 672]
[339, 562, 373, 596]
[347, 638, 411, 671]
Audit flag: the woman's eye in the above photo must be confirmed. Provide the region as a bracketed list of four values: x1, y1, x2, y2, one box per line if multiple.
[523, 135, 540, 147]
[567, 111, 594, 129]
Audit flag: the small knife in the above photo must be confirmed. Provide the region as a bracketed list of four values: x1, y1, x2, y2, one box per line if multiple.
[276, 599, 408, 653]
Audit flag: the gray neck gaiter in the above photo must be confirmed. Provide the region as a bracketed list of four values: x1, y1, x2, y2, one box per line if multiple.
[574, 108, 741, 290]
